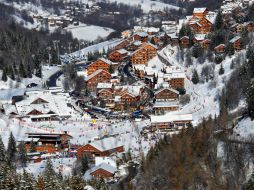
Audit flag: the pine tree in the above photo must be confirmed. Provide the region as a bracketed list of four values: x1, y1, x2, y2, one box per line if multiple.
[18, 141, 27, 167]
[19, 63, 27, 78]
[43, 159, 62, 190]
[13, 63, 17, 75]
[80, 155, 89, 175]
[214, 10, 223, 30]
[227, 43, 235, 56]
[21, 169, 35, 189]
[108, 64, 114, 74]
[179, 24, 186, 38]
[192, 44, 204, 59]
[7, 132, 16, 162]
[36, 176, 45, 190]
[29, 140, 36, 153]
[219, 64, 225, 75]
[0, 136, 7, 163]
[27, 64, 32, 78]
[246, 47, 253, 60]
[150, 37, 156, 45]
[35, 66, 42, 78]
[246, 169, 254, 189]
[247, 82, 254, 120]
[2, 67, 7, 82]
[218, 89, 228, 128]
[9, 67, 15, 80]
[247, 52, 254, 78]
[43, 159, 56, 178]
[68, 176, 85, 189]
[191, 69, 199, 84]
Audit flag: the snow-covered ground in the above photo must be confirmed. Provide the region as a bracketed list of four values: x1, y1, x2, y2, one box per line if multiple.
[17, 157, 76, 177]
[0, 69, 42, 90]
[66, 23, 114, 41]
[234, 118, 254, 139]
[0, 115, 154, 157]
[144, 45, 243, 126]
[63, 38, 123, 62]
[42, 65, 61, 82]
[93, 0, 179, 13]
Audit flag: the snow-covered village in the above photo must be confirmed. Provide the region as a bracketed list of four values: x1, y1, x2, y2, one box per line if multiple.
[1, 0, 254, 189]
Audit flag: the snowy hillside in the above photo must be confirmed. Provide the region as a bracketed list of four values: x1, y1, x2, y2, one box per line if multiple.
[82, 0, 179, 13]
[149, 45, 245, 126]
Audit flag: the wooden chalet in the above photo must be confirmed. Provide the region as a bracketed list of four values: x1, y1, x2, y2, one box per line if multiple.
[153, 101, 179, 115]
[229, 36, 242, 51]
[77, 137, 124, 159]
[23, 132, 72, 153]
[97, 89, 114, 99]
[132, 32, 148, 42]
[119, 90, 140, 103]
[131, 43, 157, 65]
[169, 73, 185, 89]
[188, 8, 215, 34]
[245, 22, 254, 33]
[109, 49, 129, 62]
[85, 69, 111, 91]
[193, 8, 209, 18]
[86, 58, 114, 75]
[180, 36, 190, 48]
[169, 34, 179, 46]
[150, 114, 193, 130]
[214, 44, 226, 54]
[200, 39, 211, 49]
[89, 163, 116, 179]
[154, 88, 179, 101]
[114, 39, 132, 50]
[127, 40, 142, 51]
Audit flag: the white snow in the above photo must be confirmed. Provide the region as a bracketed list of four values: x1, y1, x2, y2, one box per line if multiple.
[234, 118, 254, 139]
[65, 38, 123, 61]
[94, 0, 179, 13]
[18, 157, 76, 177]
[66, 23, 114, 41]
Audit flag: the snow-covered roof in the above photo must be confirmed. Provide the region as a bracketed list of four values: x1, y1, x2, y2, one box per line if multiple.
[90, 163, 117, 174]
[154, 88, 179, 95]
[84, 163, 117, 180]
[97, 83, 113, 89]
[135, 32, 148, 37]
[116, 49, 128, 55]
[85, 69, 110, 81]
[164, 72, 185, 79]
[132, 40, 142, 46]
[180, 36, 189, 40]
[215, 44, 226, 49]
[193, 8, 208, 13]
[194, 34, 206, 41]
[131, 42, 158, 56]
[205, 12, 217, 24]
[115, 85, 142, 97]
[230, 36, 241, 43]
[3, 104, 18, 115]
[147, 27, 160, 33]
[95, 157, 117, 167]
[89, 137, 124, 152]
[151, 113, 193, 123]
[153, 101, 179, 108]
[15, 91, 72, 117]
[168, 33, 178, 39]
[98, 58, 113, 65]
